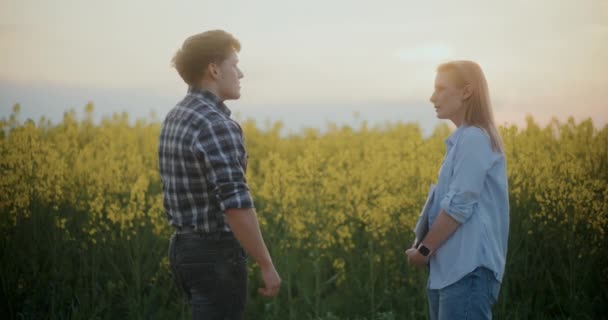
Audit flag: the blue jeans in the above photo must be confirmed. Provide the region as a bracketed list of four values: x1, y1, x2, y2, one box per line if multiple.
[427, 267, 500, 320]
[169, 233, 248, 320]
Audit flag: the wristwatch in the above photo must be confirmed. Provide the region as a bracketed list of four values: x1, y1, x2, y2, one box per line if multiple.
[417, 244, 431, 257]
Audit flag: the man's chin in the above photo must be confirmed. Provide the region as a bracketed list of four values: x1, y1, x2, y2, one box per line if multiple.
[222, 93, 241, 101]
[227, 90, 241, 100]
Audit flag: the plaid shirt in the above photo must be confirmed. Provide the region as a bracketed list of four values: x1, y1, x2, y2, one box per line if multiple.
[158, 87, 254, 234]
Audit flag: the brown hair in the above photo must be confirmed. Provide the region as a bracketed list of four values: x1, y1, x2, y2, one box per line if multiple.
[437, 60, 504, 153]
[171, 30, 241, 86]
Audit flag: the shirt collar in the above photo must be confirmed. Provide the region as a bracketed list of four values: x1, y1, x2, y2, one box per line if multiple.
[187, 86, 232, 117]
[445, 125, 467, 147]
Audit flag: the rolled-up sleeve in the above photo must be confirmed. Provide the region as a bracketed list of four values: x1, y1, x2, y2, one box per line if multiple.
[440, 128, 496, 223]
[192, 120, 254, 210]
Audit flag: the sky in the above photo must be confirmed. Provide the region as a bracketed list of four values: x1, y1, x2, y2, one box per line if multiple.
[1, 0, 607, 134]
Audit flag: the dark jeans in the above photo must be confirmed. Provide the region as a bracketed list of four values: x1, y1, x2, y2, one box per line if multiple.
[168, 233, 248, 320]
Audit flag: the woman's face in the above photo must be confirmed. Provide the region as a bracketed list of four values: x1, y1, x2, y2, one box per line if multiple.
[430, 71, 468, 125]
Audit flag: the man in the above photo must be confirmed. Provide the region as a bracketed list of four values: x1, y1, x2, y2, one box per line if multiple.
[158, 30, 281, 319]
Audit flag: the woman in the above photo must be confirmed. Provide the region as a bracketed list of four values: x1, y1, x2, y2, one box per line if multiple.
[406, 60, 509, 320]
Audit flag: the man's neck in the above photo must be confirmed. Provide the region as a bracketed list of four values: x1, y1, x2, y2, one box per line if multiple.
[195, 82, 223, 101]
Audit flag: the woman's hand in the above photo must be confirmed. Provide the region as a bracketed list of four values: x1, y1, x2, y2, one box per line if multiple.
[405, 246, 429, 267]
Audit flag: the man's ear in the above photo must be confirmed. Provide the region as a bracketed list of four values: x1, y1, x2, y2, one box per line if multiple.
[207, 63, 220, 80]
[462, 84, 473, 100]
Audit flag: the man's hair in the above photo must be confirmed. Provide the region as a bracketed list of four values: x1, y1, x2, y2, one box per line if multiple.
[171, 30, 241, 86]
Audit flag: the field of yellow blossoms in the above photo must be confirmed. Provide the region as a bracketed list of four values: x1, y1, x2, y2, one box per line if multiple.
[1, 104, 607, 319]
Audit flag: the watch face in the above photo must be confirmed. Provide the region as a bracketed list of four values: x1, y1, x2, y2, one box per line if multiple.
[418, 245, 430, 256]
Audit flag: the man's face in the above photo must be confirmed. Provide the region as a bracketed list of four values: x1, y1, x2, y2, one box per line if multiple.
[215, 50, 244, 101]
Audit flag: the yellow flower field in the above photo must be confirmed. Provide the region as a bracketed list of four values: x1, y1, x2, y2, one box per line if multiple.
[1, 104, 606, 319]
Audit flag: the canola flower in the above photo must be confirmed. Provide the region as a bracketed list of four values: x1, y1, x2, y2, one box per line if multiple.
[1, 105, 606, 259]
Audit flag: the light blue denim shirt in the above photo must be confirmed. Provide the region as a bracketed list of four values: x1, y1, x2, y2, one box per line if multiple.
[426, 125, 509, 290]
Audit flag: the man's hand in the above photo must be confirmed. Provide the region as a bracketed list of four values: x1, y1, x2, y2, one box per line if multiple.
[225, 208, 281, 297]
[258, 264, 281, 297]
[405, 246, 429, 268]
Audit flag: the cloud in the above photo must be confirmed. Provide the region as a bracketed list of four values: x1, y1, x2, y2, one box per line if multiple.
[396, 43, 454, 62]
[584, 23, 608, 35]
[0, 23, 23, 34]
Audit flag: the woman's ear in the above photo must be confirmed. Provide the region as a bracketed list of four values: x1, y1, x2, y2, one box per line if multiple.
[462, 84, 473, 100]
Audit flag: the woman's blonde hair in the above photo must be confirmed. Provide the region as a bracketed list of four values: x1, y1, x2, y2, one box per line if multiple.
[437, 60, 504, 153]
